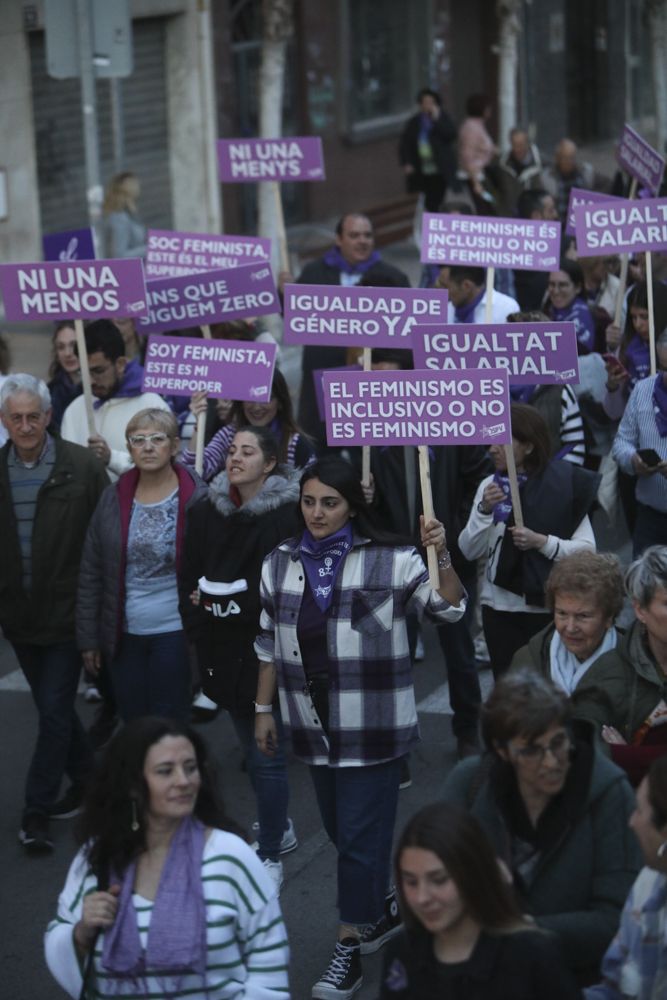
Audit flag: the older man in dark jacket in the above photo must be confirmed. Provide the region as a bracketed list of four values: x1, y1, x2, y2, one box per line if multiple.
[0, 374, 108, 852]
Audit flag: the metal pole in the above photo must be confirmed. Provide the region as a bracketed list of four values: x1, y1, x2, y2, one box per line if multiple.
[109, 78, 125, 174]
[76, 0, 103, 249]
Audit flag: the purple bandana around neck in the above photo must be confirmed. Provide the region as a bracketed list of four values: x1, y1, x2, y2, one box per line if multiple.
[653, 374, 667, 436]
[101, 815, 207, 990]
[453, 286, 485, 325]
[492, 470, 528, 524]
[93, 358, 145, 410]
[510, 384, 536, 405]
[625, 335, 651, 386]
[322, 245, 382, 276]
[299, 522, 353, 612]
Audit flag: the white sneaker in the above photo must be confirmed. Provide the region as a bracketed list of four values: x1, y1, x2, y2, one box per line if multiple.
[261, 858, 283, 893]
[251, 817, 298, 855]
[192, 691, 218, 711]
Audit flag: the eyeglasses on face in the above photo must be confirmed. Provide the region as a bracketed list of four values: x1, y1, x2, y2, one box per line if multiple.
[508, 731, 571, 764]
[127, 433, 170, 448]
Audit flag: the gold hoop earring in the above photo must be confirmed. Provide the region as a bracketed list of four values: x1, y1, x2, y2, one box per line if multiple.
[131, 799, 140, 833]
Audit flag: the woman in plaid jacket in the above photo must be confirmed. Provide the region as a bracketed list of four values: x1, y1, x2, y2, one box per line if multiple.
[253, 457, 466, 1000]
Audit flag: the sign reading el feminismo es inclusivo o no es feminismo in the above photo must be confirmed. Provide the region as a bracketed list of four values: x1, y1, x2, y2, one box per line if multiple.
[420, 213, 561, 270]
[412, 322, 580, 385]
[135, 260, 280, 334]
[217, 137, 325, 182]
[322, 368, 512, 448]
[282, 284, 448, 347]
[0, 259, 147, 321]
[142, 335, 277, 401]
[145, 229, 271, 278]
[574, 197, 667, 255]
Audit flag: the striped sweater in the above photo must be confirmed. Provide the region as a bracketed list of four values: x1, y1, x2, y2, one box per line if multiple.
[45, 829, 290, 999]
[612, 375, 667, 513]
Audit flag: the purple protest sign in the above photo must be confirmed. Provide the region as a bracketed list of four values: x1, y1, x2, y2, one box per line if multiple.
[145, 229, 271, 278]
[135, 261, 279, 334]
[142, 335, 276, 401]
[217, 136, 325, 183]
[0, 259, 147, 322]
[617, 124, 665, 196]
[412, 322, 579, 385]
[314, 365, 361, 421]
[420, 213, 560, 270]
[42, 228, 96, 262]
[565, 188, 622, 238]
[283, 284, 448, 348]
[323, 369, 511, 448]
[574, 197, 667, 256]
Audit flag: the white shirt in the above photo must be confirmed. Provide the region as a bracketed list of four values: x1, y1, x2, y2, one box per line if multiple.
[447, 289, 520, 324]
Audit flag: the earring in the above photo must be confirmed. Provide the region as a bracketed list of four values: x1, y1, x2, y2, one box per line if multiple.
[131, 799, 140, 833]
[658, 841, 667, 859]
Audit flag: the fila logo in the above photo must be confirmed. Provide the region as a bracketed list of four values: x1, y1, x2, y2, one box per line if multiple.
[204, 599, 242, 618]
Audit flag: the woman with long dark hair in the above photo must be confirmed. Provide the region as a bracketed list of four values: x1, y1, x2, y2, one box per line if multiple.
[379, 802, 581, 998]
[183, 367, 315, 481]
[254, 456, 466, 998]
[45, 716, 289, 999]
[459, 403, 599, 676]
[47, 321, 82, 431]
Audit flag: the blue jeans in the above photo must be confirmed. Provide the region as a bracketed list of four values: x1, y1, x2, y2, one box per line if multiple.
[14, 640, 92, 818]
[309, 757, 402, 926]
[111, 631, 191, 722]
[231, 712, 289, 862]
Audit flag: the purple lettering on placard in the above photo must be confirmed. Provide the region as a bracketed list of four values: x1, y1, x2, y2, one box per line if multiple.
[420, 213, 561, 270]
[42, 228, 96, 262]
[145, 229, 271, 278]
[283, 284, 448, 347]
[217, 137, 325, 183]
[617, 124, 666, 197]
[0, 259, 147, 322]
[323, 369, 511, 448]
[142, 335, 277, 400]
[412, 322, 579, 385]
[135, 261, 279, 334]
[574, 198, 667, 256]
[565, 188, 622, 238]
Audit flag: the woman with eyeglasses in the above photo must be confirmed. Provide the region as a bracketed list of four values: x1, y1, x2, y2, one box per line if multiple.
[545, 259, 596, 355]
[77, 408, 206, 723]
[442, 669, 641, 985]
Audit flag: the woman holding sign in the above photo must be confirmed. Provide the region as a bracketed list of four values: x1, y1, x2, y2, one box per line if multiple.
[459, 404, 599, 677]
[545, 259, 596, 355]
[254, 456, 466, 999]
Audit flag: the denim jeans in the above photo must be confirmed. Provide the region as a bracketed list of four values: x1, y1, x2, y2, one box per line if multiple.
[14, 640, 92, 819]
[309, 757, 402, 926]
[231, 712, 290, 862]
[111, 631, 191, 722]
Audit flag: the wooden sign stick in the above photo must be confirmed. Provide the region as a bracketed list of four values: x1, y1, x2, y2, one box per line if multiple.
[613, 177, 638, 328]
[418, 444, 440, 589]
[272, 182, 290, 274]
[647, 252, 657, 376]
[74, 318, 96, 438]
[361, 347, 372, 487]
[194, 324, 213, 476]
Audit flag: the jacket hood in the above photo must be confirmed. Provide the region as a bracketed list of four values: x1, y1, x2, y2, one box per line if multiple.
[208, 464, 301, 518]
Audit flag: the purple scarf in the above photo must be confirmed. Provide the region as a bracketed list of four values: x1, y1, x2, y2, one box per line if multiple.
[101, 816, 207, 991]
[299, 522, 353, 612]
[653, 375, 667, 436]
[93, 358, 146, 410]
[453, 287, 485, 325]
[625, 335, 651, 387]
[492, 470, 528, 524]
[322, 245, 381, 276]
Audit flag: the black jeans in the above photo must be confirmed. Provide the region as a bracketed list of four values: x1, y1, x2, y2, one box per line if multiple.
[482, 605, 552, 678]
[14, 640, 92, 818]
[435, 574, 482, 738]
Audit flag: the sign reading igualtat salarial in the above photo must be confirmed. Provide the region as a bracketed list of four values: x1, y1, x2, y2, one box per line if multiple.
[145, 229, 271, 278]
[217, 137, 325, 182]
[420, 213, 561, 270]
[0, 259, 147, 321]
[617, 124, 666, 196]
[283, 284, 448, 347]
[135, 261, 279, 334]
[142, 335, 276, 400]
[412, 322, 579, 384]
[322, 369, 511, 447]
[573, 198, 667, 256]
